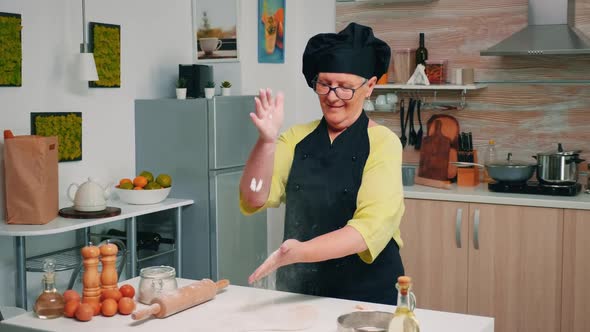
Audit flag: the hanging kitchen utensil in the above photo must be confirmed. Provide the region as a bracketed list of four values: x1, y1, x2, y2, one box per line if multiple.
[414, 99, 423, 150]
[399, 99, 408, 148]
[408, 98, 417, 147]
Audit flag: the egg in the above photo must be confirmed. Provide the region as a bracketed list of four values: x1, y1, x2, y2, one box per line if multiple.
[101, 289, 122, 302]
[75, 303, 94, 322]
[63, 300, 80, 318]
[63, 290, 81, 303]
[88, 301, 101, 316]
[118, 297, 135, 315]
[119, 284, 135, 298]
[101, 298, 118, 317]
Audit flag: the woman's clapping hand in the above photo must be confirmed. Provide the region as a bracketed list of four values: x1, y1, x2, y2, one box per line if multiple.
[251, 88, 285, 143]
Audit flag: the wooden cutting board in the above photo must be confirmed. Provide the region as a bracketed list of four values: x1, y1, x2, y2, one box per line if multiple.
[427, 114, 460, 147]
[427, 114, 459, 179]
[419, 120, 451, 181]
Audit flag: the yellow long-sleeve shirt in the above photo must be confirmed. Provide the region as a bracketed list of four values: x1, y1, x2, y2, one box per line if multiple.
[240, 120, 405, 264]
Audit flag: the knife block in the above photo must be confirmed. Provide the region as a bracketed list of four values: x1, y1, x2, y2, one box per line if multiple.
[457, 149, 480, 187]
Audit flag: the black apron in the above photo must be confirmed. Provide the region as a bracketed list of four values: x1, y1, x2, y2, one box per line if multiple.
[276, 111, 404, 305]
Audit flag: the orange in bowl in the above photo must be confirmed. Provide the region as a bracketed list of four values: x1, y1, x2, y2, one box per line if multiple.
[133, 176, 148, 188]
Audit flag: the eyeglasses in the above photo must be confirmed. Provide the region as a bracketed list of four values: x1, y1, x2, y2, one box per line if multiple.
[311, 78, 368, 100]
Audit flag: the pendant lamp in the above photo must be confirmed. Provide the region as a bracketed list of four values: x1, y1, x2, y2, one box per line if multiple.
[78, 0, 98, 81]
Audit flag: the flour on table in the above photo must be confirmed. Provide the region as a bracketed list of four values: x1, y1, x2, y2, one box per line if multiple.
[242, 304, 318, 331]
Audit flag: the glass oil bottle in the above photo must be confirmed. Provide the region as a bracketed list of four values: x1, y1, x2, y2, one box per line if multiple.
[388, 276, 420, 332]
[34, 258, 65, 319]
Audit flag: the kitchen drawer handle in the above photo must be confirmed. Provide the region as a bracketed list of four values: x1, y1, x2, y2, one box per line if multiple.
[455, 208, 463, 248]
[473, 209, 480, 250]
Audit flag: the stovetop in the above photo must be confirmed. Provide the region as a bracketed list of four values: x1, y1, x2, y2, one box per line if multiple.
[488, 181, 582, 196]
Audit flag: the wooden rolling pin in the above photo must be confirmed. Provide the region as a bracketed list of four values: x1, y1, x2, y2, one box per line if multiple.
[132, 279, 229, 320]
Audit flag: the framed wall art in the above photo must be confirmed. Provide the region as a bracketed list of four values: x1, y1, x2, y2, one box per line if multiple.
[89, 22, 121, 88]
[31, 112, 83, 162]
[0, 12, 22, 86]
[258, 0, 285, 63]
[192, 0, 239, 62]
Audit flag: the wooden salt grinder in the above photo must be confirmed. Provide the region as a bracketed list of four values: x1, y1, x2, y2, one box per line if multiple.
[81, 243, 101, 304]
[100, 241, 119, 291]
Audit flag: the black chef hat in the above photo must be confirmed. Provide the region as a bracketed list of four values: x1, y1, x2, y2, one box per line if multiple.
[302, 22, 391, 88]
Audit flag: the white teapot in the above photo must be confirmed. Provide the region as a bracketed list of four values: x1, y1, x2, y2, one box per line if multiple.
[67, 177, 111, 212]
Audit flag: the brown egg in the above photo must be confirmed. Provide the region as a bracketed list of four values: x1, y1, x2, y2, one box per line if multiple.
[75, 303, 94, 322]
[101, 298, 118, 317]
[101, 289, 122, 302]
[89, 301, 101, 316]
[63, 300, 80, 318]
[63, 290, 81, 303]
[118, 297, 135, 315]
[119, 284, 135, 298]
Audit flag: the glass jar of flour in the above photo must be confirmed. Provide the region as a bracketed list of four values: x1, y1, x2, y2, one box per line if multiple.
[138, 266, 178, 304]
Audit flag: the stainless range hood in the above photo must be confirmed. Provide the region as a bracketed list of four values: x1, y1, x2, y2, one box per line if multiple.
[480, 0, 590, 55]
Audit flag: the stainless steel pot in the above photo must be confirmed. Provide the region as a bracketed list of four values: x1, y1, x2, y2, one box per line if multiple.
[533, 143, 585, 184]
[452, 152, 537, 183]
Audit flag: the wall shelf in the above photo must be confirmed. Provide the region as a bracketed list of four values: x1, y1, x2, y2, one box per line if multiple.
[374, 83, 487, 91]
[373, 84, 487, 110]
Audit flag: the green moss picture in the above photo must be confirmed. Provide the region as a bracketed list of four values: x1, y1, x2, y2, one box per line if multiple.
[89, 22, 120, 88]
[0, 13, 22, 86]
[31, 113, 83, 162]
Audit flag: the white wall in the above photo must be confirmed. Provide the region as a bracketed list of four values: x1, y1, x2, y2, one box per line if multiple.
[0, 0, 193, 308]
[238, 0, 336, 253]
[0, 0, 335, 307]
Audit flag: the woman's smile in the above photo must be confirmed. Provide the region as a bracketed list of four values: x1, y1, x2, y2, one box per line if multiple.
[324, 102, 345, 111]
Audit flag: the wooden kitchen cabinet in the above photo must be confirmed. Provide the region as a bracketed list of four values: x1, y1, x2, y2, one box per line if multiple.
[399, 199, 469, 313]
[562, 209, 590, 332]
[402, 199, 565, 332]
[467, 204, 563, 332]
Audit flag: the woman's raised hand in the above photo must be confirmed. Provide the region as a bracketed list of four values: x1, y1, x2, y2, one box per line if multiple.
[251, 88, 284, 143]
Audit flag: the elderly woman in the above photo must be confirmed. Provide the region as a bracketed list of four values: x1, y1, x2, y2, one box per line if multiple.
[239, 23, 405, 305]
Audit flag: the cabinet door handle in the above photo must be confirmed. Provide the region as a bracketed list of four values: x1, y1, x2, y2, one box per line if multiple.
[455, 208, 463, 248]
[473, 209, 480, 250]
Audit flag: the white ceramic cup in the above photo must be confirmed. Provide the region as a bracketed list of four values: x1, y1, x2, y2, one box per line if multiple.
[200, 38, 223, 54]
[386, 93, 398, 105]
[363, 99, 375, 111]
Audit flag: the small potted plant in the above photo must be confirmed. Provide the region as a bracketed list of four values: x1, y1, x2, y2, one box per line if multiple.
[175, 78, 187, 100]
[220, 81, 232, 96]
[204, 81, 215, 99]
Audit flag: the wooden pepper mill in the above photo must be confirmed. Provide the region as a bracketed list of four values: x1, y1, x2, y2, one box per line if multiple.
[81, 243, 101, 305]
[100, 241, 119, 291]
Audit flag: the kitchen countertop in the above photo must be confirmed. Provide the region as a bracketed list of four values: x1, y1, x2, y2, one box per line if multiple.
[1, 278, 494, 332]
[404, 183, 590, 210]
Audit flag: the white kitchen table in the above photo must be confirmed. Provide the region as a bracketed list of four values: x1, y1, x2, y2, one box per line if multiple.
[0, 198, 194, 310]
[1, 278, 494, 332]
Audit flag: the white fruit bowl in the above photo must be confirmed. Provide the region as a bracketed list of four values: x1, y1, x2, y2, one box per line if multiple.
[114, 187, 171, 205]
